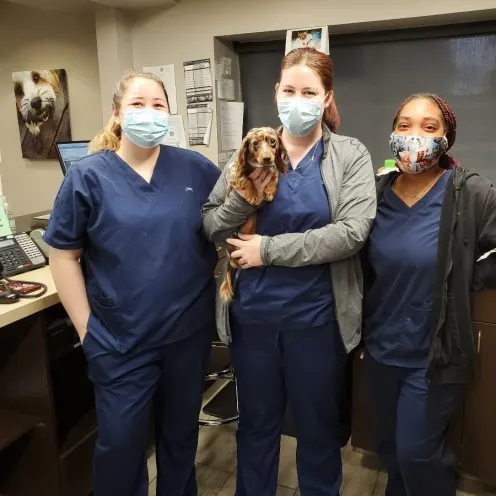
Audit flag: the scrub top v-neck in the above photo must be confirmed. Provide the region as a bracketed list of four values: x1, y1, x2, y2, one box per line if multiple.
[44, 145, 221, 353]
[231, 139, 336, 330]
[364, 169, 452, 368]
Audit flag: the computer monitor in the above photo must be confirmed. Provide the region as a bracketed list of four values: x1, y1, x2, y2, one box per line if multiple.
[55, 141, 90, 176]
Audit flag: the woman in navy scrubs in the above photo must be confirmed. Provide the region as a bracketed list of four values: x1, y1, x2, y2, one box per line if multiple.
[203, 48, 377, 496]
[363, 93, 496, 495]
[44, 71, 220, 496]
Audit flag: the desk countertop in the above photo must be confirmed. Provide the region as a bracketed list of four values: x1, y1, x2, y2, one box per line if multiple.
[0, 266, 59, 328]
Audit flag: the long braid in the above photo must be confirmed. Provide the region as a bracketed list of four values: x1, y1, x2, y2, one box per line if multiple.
[392, 93, 458, 168]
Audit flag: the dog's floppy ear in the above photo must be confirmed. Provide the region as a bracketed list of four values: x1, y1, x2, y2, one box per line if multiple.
[47, 70, 61, 95]
[234, 134, 251, 179]
[275, 133, 287, 174]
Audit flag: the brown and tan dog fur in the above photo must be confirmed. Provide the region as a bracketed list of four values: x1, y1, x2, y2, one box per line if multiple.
[220, 127, 286, 302]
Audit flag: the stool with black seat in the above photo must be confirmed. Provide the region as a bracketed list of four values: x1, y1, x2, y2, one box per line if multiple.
[199, 248, 239, 427]
[199, 340, 238, 426]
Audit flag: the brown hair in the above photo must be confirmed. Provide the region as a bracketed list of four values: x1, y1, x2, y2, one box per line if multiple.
[89, 70, 170, 153]
[393, 93, 458, 169]
[279, 48, 340, 133]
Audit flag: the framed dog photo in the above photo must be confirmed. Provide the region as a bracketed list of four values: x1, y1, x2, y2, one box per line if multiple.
[285, 26, 329, 55]
[12, 69, 72, 160]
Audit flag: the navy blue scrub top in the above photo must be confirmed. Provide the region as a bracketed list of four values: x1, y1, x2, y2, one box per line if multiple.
[231, 139, 335, 330]
[363, 169, 451, 368]
[44, 145, 220, 353]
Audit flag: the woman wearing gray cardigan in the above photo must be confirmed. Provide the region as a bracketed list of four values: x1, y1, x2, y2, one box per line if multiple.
[202, 48, 376, 496]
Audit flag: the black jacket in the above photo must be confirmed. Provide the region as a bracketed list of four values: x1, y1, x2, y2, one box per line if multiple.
[363, 167, 496, 384]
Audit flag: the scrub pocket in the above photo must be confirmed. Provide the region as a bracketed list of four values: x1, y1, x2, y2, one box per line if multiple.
[399, 302, 432, 352]
[89, 294, 119, 309]
[81, 313, 109, 361]
[81, 313, 96, 356]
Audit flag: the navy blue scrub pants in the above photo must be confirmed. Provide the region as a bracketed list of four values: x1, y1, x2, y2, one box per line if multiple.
[364, 352, 465, 496]
[83, 328, 211, 496]
[230, 322, 347, 496]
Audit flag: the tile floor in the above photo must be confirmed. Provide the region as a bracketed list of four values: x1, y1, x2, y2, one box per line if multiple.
[147, 381, 496, 496]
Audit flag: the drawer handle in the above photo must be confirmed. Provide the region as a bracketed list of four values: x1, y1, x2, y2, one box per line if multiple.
[477, 330, 482, 354]
[360, 351, 364, 359]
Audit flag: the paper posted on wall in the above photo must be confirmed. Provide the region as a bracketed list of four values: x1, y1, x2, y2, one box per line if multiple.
[162, 114, 187, 149]
[218, 151, 237, 167]
[217, 79, 235, 100]
[187, 105, 213, 146]
[183, 59, 213, 106]
[223, 57, 232, 76]
[285, 26, 329, 55]
[219, 101, 244, 152]
[215, 62, 223, 81]
[142, 64, 178, 115]
[215, 57, 232, 81]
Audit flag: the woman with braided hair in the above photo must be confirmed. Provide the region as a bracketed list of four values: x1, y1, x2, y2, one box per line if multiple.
[362, 93, 496, 495]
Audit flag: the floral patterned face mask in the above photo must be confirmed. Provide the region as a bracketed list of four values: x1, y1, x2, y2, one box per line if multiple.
[389, 134, 448, 174]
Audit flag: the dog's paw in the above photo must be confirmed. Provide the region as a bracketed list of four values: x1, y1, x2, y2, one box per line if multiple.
[229, 259, 241, 269]
[264, 192, 274, 202]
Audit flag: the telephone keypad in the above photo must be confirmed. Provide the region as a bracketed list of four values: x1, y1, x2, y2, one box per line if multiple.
[0, 248, 30, 272]
[0, 233, 46, 276]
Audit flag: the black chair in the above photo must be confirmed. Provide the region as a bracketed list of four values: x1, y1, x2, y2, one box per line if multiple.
[199, 341, 239, 426]
[199, 248, 239, 426]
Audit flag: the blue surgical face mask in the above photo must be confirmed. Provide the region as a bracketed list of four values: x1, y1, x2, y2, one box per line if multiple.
[277, 97, 324, 137]
[121, 108, 169, 148]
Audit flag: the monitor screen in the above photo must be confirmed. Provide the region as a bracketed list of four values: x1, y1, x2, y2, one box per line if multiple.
[55, 141, 90, 176]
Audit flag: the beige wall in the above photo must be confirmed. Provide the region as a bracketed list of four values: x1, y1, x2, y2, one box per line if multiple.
[0, 2, 102, 217]
[132, 0, 496, 164]
[1, 0, 495, 216]
[95, 7, 135, 125]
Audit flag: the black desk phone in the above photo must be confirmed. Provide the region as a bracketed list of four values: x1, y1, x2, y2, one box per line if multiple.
[0, 233, 46, 277]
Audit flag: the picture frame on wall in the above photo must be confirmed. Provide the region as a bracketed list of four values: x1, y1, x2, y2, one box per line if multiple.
[12, 69, 72, 160]
[285, 26, 329, 55]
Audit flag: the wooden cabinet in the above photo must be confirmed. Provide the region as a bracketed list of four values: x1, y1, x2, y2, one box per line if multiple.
[351, 290, 496, 488]
[459, 291, 496, 484]
[0, 307, 97, 496]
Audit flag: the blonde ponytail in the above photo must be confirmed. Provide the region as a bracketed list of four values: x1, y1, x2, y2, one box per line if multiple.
[89, 116, 121, 153]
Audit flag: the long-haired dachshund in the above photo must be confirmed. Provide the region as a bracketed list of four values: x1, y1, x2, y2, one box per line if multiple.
[220, 127, 286, 302]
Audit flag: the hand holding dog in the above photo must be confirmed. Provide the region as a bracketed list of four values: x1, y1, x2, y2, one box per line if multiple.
[227, 234, 263, 269]
[236, 168, 273, 205]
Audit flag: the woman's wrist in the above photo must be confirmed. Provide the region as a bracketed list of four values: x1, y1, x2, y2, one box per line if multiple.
[260, 236, 272, 266]
[74, 313, 91, 341]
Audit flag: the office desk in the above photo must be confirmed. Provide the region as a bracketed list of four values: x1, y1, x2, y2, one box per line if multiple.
[0, 267, 59, 327]
[0, 254, 229, 496]
[0, 266, 95, 496]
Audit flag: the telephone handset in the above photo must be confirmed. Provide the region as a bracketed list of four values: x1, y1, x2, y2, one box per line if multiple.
[0, 233, 46, 277]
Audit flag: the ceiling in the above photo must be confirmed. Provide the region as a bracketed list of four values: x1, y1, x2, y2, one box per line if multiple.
[2, 0, 179, 11]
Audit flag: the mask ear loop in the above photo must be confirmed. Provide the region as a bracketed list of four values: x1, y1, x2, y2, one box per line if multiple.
[320, 91, 332, 120]
[323, 91, 333, 109]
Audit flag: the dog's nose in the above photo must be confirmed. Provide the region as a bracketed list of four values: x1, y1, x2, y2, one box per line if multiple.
[263, 156, 272, 164]
[31, 97, 42, 110]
